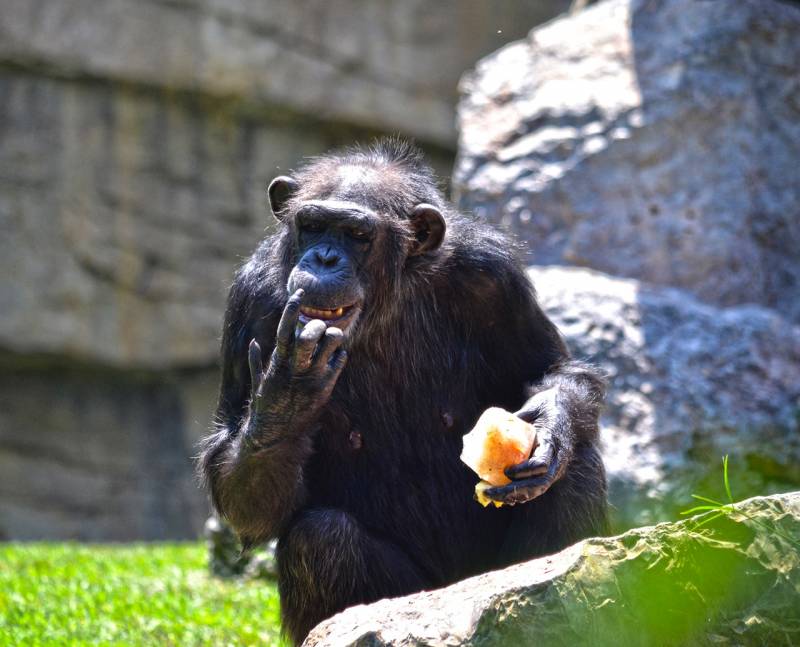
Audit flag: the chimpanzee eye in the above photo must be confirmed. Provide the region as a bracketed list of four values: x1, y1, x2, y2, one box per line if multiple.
[348, 229, 370, 242]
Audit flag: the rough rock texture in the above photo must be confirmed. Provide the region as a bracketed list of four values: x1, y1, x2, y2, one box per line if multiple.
[0, 359, 218, 540]
[305, 492, 800, 646]
[0, 72, 330, 367]
[0, 0, 569, 147]
[0, 0, 570, 539]
[530, 265, 800, 529]
[454, 0, 800, 322]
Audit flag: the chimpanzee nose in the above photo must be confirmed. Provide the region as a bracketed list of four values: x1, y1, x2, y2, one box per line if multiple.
[314, 247, 340, 268]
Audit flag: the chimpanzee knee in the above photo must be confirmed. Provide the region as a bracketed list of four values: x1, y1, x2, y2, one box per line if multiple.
[277, 508, 428, 644]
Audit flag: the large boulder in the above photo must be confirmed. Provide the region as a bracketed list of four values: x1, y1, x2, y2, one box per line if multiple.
[454, 0, 800, 322]
[305, 492, 800, 646]
[530, 265, 800, 529]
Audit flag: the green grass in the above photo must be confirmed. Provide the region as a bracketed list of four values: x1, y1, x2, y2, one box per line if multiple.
[0, 542, 286, 646]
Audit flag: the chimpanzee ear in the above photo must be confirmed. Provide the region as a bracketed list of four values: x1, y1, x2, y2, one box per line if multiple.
[409, 204, 446, 256]
[268, 176, 299, 221]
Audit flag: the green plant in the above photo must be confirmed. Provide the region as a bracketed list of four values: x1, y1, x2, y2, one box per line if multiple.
[681, 454, 800, 549]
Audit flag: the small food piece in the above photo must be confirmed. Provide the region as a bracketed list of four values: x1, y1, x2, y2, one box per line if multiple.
[461, 407, 538, 487]
[475, 480, 504, 508]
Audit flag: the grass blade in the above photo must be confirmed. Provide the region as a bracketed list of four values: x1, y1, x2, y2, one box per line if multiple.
[723, 454, 733, 503]
[681, 505, 723, 515]
[691, 494, 726, 506]
[693, 510, 729, 529]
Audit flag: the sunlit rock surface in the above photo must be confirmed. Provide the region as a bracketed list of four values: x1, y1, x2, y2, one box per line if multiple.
[530, 265, 800, 529]
[455, 0, 800, 322]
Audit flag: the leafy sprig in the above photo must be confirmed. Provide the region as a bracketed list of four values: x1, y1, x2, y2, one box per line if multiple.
[681, 454, 800, 549]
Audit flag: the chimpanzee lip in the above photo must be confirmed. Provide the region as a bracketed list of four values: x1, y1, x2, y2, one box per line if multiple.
[298, 302, 359, 326]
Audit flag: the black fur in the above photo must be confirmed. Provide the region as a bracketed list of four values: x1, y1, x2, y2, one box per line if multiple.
[199, 139, 608, 644]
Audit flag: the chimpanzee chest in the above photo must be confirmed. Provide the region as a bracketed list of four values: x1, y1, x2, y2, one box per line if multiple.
[303, 376, 515, 581]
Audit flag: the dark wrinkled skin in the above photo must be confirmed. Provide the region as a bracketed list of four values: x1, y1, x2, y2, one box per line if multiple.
[199, 140, 608, 645]
[242, 290, 347, 453]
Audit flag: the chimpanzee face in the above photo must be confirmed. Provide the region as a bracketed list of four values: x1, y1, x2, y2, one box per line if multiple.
[287, 199, 375, 332]
[267, 171, 446, 336]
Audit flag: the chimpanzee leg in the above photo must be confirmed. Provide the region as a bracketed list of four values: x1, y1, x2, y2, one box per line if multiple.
[276, 508, 430, 644]
[500, 444, 609, 563]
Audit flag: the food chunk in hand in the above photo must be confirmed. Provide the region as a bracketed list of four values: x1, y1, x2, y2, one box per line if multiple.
[474, 480, 503, 508]
[461, 407, 538, 506]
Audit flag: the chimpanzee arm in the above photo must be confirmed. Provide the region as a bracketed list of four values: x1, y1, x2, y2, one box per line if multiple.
[510, 360, 605, 483]
[483, 287, 606, 512]
[496, 359, 609, 560]
[199, 288, 347, 547]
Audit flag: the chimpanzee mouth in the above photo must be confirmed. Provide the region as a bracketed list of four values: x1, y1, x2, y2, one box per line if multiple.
[298, 303, 359, 327]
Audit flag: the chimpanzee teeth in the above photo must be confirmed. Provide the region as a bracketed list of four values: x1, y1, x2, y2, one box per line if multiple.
[300, 305, 347, 319]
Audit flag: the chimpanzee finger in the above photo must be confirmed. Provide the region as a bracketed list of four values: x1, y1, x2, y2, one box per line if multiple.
[504, 442, 556, 481]
[483, 475, 552, 506]
[294, 319, 327, 371]
[275, 289, 305, 359]
[314, 327, 344, 370]
[248, 339, 263, 393]
[326, 348, 348, 382]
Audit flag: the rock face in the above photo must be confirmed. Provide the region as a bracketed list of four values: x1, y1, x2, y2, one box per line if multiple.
[529, 266, 800, 529]
[0, 363, 216, 540]
[0, 0, 570, 539]
[305, 492, 800, 646]
[0, 0, 569, 148]
[0, 73, 290, 368]
[454, 0, 800, 322]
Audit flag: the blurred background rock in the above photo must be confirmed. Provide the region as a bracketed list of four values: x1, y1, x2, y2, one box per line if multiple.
[1, 0, 798, 542]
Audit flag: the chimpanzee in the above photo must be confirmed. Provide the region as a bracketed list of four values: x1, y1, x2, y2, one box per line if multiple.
[199, 139, 607, 644]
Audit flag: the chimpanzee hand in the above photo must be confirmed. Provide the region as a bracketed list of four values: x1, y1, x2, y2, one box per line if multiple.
[483, 389, 570, 506]
[244, 289, 347, 447]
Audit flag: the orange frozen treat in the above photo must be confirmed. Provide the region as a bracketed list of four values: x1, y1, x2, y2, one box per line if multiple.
[460, 407, 538, 488]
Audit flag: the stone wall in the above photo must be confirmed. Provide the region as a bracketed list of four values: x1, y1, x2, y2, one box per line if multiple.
[0, 0, 569, 539]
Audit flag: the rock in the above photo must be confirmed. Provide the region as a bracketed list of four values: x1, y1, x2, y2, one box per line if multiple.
[454, 0, 800, 322]
[243, 541, 279, 581]
[0, 0, 570, 147]
[0, 360, 217, 540]
[204, 515, 248, 578]
[304, 492, 800, 646]
[529, 265, 800, 529]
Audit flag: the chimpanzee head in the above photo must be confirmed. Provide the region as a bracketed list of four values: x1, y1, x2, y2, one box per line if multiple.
[267, 141, 447, 336]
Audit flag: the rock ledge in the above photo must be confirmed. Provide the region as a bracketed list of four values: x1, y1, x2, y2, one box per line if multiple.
[305, 492, 800, 646]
